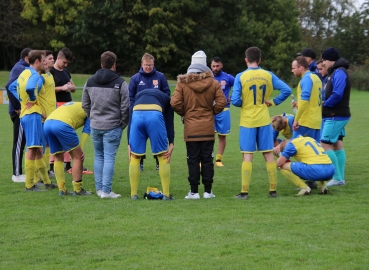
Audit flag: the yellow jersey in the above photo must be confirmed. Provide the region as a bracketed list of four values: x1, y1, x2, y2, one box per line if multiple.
[17, 67, 43, 118]
[296, 71, 322, 129]
[38, 72, 57, 121]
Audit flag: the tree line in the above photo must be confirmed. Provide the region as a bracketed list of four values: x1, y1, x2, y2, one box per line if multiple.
[1, 0, 368, 82]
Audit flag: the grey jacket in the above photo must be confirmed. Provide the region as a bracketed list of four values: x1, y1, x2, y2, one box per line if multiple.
[82, 68, 129, 130]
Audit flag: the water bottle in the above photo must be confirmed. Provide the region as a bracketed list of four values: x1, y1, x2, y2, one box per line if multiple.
[291, 94, 297, 115]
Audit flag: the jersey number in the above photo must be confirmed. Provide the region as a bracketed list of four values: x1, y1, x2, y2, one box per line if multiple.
[304, 141, 326, 155]
[249, 84, 266, 105]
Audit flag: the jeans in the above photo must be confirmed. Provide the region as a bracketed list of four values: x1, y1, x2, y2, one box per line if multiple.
[91, 126, 123, 193]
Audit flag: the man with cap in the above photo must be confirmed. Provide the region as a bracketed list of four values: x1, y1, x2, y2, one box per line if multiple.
[300, 48, 323, 81]
[321, 47, 351, 187]
[171, 50, 226, 199]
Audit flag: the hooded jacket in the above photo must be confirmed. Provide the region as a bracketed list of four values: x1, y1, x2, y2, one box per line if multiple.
[128, 67, 170, 113]
[323, 58, 351, 118]
[82, 68, 129, 130]
[171, 70, 226, 142]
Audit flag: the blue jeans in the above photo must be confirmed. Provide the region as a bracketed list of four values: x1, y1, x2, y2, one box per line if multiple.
[91, 127, 123, 193]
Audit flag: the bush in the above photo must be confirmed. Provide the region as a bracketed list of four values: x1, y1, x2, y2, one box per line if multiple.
[349, 65, 369, 91]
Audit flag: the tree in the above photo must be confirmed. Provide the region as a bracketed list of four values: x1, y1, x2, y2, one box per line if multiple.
[20, 0, 88, 50]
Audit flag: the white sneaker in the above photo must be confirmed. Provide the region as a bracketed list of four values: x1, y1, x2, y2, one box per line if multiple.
[12, 174, 25, 183]
[295, 186, 311, 196]
[185, 191, 200, 199]
[203, 191, 216, 199]
[101, 191, 121, 198]
[326, 180, 346, 187]
[96, 190, 102, 197]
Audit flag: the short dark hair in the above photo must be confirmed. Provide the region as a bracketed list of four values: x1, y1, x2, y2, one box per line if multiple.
[58, 47, 75, 62]
[245, 47, 261, 63]
[28, 50, 45, 65]
[44, 50, 53, 57]
[101, 51, 117, 69]
[294, 56, 309, 69]
[211, 56, 222, 63]
[316, 59, 323, 65]
[20, 48, 32, 60]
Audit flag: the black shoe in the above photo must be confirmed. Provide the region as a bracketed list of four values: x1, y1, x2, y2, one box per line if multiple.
[156, 164, 159, 170]
[269, 191, 277, 198]
[320, 188, 329, 195]
[73, 189, 93, 196]
[59, 190, 73, 196]
[25, 185, 47, 192]
[162, 194, 175, 200]
[45, 182, 58, 189]
[35, 179, 45, 187]
[234, 192, 249, 199]
[305, 181, 317, 190]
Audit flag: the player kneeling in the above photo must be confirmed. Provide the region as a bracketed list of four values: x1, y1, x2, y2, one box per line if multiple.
[276, 136, 335, 196]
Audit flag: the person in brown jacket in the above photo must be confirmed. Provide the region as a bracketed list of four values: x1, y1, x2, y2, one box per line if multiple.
[171, 50, 226, 199]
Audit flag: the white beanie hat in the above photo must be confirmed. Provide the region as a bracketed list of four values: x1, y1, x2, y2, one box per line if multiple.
[191, 50, 207, 66]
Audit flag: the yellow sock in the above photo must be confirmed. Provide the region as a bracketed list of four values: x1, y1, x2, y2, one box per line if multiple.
[158, 155, 170, 196]
[266, 161, 277, 191]
[216, 154, 223, 161]
[43, 147, 50, 169]
[25, 159, 36, 189]
[72, 181, 82, 193]
[129, 156, 141, 196]
[319, 181, 327, 188]
[35, 158, 51, 184]
[55, 161, 66, 191]
[33, 169, 40, 184]
[280, 169, 307, 189]
[241, 161, 252, 193]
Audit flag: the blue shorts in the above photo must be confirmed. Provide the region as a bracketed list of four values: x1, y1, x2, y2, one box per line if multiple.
[292, 126, 320, 142]
[129, 111, 168, 155]
[44, 119, 79, 154]
[290, 163, 335, 180]
[21, 113, 44, 148]
[320, 119, 349, 144]
[239, 124, 274, 153]
[214, 109, 230, 135]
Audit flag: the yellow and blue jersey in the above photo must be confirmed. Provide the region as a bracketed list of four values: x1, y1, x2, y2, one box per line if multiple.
[231, 67, 291, 128]
[46, 101, 90, 134]
[273, 113, 294, 141]
[16, 67, 44, 118]
[296, 71, 322, 129]
[282, 136, 332, 164]
[39, 72, 57, 121]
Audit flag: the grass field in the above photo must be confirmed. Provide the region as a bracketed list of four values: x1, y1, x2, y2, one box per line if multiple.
[0, 71, 369, 269]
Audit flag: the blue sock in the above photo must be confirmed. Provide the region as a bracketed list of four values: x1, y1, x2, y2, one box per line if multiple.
[335, 149, 346, 180]
[327, 150, 342, 181]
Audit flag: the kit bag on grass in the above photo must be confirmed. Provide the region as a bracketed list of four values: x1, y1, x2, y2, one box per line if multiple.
[143, 186, 163, 200]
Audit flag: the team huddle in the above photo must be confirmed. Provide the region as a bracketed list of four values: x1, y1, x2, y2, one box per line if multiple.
[5, 46, 351, 200]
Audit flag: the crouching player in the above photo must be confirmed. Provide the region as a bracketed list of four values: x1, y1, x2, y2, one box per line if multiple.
[128, 88, 174, 200]
[44, 102, 92, 196]
[271, 113, 294, 151]
[276, 135, 335, 196]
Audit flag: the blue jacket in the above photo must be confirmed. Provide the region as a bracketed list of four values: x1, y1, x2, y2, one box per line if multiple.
[309, 61, 323, 81]
[128, 67, 170, 113]
[5, 59, 30, 114]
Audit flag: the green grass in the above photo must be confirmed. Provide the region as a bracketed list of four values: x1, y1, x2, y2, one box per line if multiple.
[0, 71, 369, 269]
